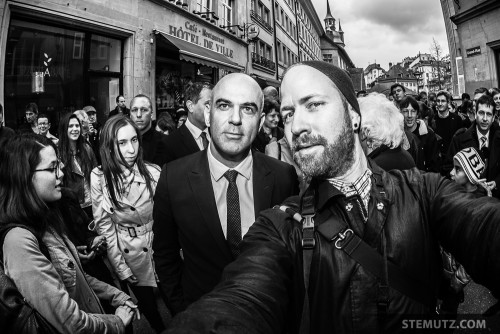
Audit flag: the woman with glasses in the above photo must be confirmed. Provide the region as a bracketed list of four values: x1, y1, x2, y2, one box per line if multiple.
[0, 133, 138, 333]
[91, 116, 165, 332]
[58, 113, 98, 218]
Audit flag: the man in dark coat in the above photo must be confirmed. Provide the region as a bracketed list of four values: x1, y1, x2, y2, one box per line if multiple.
[153, 73, 298, 315]
[448, 94, 500, 196]
[129, 94, 168, 167]
[165, 61, 500, 333]
[400, 96, 440, 172]
[108, 95, 130, 119]
[163, 82, 213, 164]
[434, 90, 464, 175]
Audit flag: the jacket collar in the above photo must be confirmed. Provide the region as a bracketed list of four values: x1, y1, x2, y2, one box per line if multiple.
[312, 159, 388, 211]
[416, 119, 429, 136]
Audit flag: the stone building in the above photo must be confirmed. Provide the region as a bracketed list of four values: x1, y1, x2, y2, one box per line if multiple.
[441, 0, 500, 95]
[0, 0, 249, 128]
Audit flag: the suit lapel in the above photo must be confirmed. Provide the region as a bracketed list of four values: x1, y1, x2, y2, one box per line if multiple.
[188, 151, 232, 259]
[252, 152, 274, 217]
[179, 124, 201, 154]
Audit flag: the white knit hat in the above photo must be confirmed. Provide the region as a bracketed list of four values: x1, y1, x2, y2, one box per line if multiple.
[453, 147, 485, 185]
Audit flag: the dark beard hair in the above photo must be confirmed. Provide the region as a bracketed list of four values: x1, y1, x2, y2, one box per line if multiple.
[292, 112, 355, 179]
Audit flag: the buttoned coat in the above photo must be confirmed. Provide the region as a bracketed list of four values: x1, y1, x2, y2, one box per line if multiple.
[153, 149, 299, 314]
[91, 163, 161, 286]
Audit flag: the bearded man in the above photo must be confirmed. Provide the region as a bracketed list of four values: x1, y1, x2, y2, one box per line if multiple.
[165, 61, 500, 333]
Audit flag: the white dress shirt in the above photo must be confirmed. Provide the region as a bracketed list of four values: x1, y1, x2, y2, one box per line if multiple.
[185, 118, 210, 150]
[207, 144, 255, 238]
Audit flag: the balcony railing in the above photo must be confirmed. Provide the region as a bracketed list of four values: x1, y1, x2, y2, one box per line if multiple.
[250, 10, 274, 33]
[251, 52, 276, 71]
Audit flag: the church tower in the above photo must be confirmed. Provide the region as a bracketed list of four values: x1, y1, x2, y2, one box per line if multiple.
[324, 1, 345, 46]
[324, 0, 336, 32]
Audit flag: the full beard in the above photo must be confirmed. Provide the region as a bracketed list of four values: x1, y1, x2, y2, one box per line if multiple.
[292, 115, 355, 179]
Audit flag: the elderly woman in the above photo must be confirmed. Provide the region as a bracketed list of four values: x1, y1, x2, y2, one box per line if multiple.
[358, 93, 416, 171]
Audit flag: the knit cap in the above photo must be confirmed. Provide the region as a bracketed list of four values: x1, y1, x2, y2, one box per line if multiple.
[296, 61, 360, 116]
[453, 147, 485, 184]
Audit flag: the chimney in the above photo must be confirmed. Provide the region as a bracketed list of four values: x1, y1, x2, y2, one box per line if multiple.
[389, 62, 393, 68]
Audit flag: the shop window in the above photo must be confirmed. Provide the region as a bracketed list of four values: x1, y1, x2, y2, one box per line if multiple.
[219, 0, 233, 27]
[4, 19, 123, 129]
[90, 35, 121, 72]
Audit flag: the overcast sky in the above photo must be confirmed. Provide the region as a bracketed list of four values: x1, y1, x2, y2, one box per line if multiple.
[311, 0, 450, 71]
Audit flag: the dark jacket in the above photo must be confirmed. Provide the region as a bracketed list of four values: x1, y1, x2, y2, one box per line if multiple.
[108, 106, 130, 119]
[141, 126, 168, 167]
[163, 123, 201, 164]
[411, 120, 440, 172]
[368, 145, 416, 171]
[252, 127, 285, 153]
[448, 122, 500, 188]
[63, 143, 98, 206]
[153, 150, 299, 315]
[166, 162, 500, 333]
[88, 122, 101, 164]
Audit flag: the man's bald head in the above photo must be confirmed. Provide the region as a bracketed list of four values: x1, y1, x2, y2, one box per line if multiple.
[263, 86, 279, 101]
[212, 73, 264, 112]
[207, 73, 264, 167]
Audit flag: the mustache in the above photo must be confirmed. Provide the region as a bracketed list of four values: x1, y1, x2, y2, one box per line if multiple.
[292, 134, 328, 151]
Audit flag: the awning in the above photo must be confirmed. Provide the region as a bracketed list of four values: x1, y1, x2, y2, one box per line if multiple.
[158, 33, 244, 73]
[251, 74, 281, 88]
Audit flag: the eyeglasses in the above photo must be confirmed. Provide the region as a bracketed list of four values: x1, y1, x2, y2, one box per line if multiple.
[34, 159, 64, 178]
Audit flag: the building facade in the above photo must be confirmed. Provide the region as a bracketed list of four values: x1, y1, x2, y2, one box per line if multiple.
[441, 0, 500, 95]
[0, 0, 248, 129]
[296, 0, 322, 64]
[320, 0, 354, 71]
[0, 0, 356, 129]
[364, 63, 386, 90]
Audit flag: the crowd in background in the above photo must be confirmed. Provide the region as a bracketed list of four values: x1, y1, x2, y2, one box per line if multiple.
[1, 68, 500, 333]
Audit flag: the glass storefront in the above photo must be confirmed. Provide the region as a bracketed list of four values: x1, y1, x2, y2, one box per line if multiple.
[155, 38, 217, 120]
[4, 19, 123, 132]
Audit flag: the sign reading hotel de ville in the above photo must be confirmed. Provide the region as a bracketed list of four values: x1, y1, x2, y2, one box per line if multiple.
[168, 21, 236, 58]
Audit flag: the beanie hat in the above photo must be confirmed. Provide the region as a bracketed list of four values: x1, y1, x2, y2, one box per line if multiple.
[297, 61, 360, 116]
[453, 147, 485, 185]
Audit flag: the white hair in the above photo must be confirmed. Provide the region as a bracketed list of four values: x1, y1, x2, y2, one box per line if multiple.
[358, 93, 405, 149]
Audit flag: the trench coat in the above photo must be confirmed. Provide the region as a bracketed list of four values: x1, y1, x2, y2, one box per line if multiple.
[91, 163, 161, 286]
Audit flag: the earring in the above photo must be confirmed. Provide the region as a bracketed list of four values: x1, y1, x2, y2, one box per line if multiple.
[353, 123, 358, 130]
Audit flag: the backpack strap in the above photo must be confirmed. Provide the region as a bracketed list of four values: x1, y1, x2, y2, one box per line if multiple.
[276, 201, 435, 332]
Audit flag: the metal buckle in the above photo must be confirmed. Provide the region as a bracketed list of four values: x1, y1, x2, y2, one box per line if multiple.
[334, 228, 354, 249]
[87, 220, 96, 231]
[127, 227, 137, 238]
[301, 214, 315, 248]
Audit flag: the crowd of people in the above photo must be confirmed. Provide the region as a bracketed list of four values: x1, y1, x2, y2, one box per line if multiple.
[1, 60, 500, 333]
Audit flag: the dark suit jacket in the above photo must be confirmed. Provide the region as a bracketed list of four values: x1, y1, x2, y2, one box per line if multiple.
[153, 150, 299, 314]
[448, 122, 500, 186]
[142, 127, 169, 167]
[164, 123, 201, 164]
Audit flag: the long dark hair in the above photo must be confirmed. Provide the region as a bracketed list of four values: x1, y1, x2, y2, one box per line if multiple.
[99, 115, 155, 208]
[0, 133, 65, 237]
[58, 113, 97, 183]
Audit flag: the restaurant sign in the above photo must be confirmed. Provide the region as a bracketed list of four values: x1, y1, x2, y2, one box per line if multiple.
[168, 21, 235, 58]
